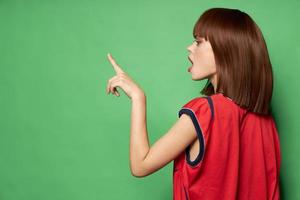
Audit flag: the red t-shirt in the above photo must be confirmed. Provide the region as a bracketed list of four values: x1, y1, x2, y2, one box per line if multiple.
[173, 93, 281, 200]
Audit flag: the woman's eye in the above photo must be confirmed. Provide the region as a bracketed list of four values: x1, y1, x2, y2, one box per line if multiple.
[194, 40, 201, 46]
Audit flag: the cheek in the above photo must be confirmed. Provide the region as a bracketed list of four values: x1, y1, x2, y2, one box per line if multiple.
[194, 50, 215, 69]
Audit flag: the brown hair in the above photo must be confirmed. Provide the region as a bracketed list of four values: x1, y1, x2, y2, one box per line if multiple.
[194, 8, 274, 115]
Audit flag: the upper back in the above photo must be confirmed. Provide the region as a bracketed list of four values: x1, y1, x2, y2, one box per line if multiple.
[173, 93, 281, 200]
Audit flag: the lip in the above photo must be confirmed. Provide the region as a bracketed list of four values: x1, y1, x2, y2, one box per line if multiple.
[187, 56, 193, 73]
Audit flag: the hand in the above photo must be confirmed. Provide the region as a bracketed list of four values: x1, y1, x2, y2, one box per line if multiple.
[106, 53, 145, 100]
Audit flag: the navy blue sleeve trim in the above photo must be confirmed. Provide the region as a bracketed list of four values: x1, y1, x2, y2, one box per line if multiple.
[178, 108, 205, 166]
[178, 96, 214, 167]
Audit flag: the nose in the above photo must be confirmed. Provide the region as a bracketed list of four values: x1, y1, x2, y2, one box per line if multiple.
[187, 44, 193, 52]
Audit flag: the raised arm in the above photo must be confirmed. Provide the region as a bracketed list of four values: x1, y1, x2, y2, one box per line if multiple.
[106, 53, 198, 178]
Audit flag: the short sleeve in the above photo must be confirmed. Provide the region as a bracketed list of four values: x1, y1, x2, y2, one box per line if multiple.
[178, 97, 214, 166]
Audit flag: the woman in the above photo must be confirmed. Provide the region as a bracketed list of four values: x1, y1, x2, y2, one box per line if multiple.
[106, 7, 281, 200]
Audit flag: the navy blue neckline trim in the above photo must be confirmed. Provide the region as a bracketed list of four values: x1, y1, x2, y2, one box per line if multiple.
[178, 96, 214, 167]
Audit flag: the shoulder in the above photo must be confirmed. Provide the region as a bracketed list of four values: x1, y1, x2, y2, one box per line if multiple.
[180, 96, 210, 108]
[179, 96, 213, 116]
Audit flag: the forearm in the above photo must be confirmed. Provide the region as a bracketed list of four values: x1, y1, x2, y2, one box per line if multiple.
[129, 93, 150, 176]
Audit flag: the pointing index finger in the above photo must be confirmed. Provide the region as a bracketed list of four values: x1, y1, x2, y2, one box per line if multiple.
[107, 53, 124, 74]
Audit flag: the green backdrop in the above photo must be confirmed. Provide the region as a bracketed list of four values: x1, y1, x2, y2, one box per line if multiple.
[1, 0, 299, 199]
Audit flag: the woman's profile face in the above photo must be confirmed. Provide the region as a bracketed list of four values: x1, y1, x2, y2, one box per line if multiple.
[187, 36, 217, 81]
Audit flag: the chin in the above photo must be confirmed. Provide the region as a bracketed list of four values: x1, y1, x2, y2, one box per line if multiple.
[191, 75, 206, 81]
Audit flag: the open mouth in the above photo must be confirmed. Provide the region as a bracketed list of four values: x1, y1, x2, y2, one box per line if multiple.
[187, 56, 193, 73]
